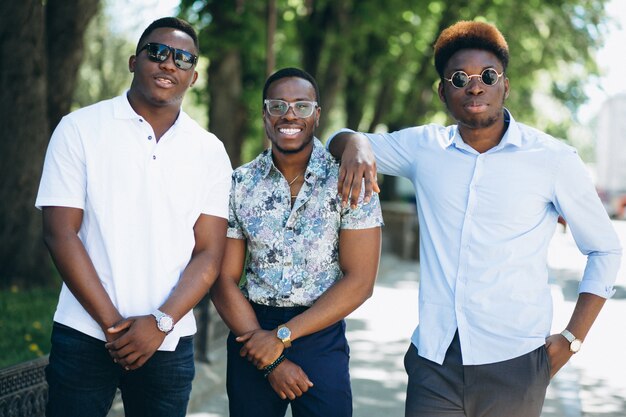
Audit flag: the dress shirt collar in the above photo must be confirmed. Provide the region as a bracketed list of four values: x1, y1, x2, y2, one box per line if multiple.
[449, 108, 522, 152]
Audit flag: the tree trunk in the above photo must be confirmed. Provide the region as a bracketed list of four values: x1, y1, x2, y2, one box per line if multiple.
[0, 0, 50, 286]
[209, 50, 247, 168]
[46, 0, 100, 132]
[0, 0, 99, 287]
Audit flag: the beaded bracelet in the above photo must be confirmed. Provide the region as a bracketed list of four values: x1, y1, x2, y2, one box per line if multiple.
[263, 354, 286, 378]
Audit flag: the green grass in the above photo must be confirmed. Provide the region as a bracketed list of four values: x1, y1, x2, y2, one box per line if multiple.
[0, 286, 59, 369]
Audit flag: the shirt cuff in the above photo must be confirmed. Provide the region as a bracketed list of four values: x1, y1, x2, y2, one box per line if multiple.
[325, 128, 357, 150]
[578, 280, 616, 299]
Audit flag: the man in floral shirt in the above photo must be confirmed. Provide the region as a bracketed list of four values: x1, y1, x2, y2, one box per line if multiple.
[211, 67, 383, 417]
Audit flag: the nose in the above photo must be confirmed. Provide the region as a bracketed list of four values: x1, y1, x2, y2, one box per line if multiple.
[283, 104, 299, 119]
[159, 52, 178, 71]
[465, 76, 484, 95]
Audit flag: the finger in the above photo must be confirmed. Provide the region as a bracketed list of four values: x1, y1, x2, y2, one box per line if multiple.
[285, 389, 297, 401]
[107, 318, 133, 334]
[239, 346, 248, 357]
[363, 177, 374, 204]
[236, 333, 253, 343]
[371, 163, 381, 194]
[337, 165, 347, 196]
[349, 169, 364, 209]
[105, 338, 128, 352]
[363, 167, 380, 203]
[340, 170, 355, 208]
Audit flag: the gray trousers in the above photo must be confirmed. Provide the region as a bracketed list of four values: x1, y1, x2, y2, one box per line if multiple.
[404, 332, 550, 417]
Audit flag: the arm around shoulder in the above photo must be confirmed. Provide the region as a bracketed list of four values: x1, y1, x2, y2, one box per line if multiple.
[327, 130, 379, 208]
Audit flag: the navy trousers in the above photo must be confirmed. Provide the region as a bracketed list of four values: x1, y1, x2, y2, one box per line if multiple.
[404, 331, 550, 417]
[46, 322, 194, 417]
[226, 303, 352, 417]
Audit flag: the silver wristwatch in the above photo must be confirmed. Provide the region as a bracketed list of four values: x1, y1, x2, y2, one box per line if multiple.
[560, 329, 582, 353]
[152, 309, 174, 334]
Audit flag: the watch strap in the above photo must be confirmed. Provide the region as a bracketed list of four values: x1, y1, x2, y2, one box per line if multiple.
[560, 329, 582, 353]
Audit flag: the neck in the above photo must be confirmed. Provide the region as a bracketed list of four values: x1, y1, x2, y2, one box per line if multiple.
[458, 116, 508, 154]
[126, 91, 181, 140]
[271, 143, 313, 179]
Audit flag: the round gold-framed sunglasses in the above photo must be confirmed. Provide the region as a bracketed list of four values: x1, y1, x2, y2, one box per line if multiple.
[443, 68, 504, 89]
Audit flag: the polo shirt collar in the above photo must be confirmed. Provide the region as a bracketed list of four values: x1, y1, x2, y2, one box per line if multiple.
[113, 92, 142, 120]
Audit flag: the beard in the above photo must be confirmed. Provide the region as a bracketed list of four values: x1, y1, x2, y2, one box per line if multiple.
[448, 96, 506, 130]
[271, 134, 314, 155]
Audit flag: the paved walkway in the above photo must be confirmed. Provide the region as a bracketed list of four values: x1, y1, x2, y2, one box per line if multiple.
[182, 221, 626, 417]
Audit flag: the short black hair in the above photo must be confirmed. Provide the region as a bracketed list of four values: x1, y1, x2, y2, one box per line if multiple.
[433, 21, 509, 77]
[262, 67, 320, 105]
[136, 17, 199, 54]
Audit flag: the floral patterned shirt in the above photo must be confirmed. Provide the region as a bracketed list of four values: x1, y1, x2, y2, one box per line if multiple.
[227, 138, 383, 307]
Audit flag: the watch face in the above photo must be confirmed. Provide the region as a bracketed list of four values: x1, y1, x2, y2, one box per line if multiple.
[158, 316, 174, 332]
[277, 327, 291, 340]
[570, 339, 582, 353]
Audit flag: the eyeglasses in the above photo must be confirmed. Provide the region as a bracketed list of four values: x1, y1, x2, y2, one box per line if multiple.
[138, 43, 198, 70]
[264, 99, 318, 118]
[443, 68, 504, 89]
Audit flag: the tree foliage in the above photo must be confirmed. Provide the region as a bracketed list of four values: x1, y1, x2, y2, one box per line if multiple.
[179, 0, 609, 165]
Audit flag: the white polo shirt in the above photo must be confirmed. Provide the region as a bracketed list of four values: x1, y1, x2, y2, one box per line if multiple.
[36, 93, 232, 350]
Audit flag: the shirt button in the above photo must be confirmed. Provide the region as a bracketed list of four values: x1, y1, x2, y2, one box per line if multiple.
[139, 119, 144, 123]
[284, 261, 292, 267]
[148, 135, 152, 140]
[152, 155, 156, 160]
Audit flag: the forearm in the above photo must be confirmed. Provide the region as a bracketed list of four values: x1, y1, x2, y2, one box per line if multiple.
[159, 249, 222, 323]
[286, 272, 375, 341]
[210, 277, 261, 336]
[45, 233, 122, 329]
[563, 292, 607, 340]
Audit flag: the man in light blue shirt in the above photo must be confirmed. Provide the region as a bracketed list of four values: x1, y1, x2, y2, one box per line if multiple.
[328, 21, 621, 417]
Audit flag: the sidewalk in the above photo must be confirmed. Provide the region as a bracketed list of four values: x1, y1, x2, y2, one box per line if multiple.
[186, 223, 626, 417]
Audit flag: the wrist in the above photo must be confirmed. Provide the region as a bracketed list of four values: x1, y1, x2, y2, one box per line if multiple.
[152, 309, 175, 334]
[276, 324, 292, 348]
[560, 329, 582, 353]
[262, 354, 286, 378]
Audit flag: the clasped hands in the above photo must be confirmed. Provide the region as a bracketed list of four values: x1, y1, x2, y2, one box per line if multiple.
[237, 329, 313, 400]
[104, 315, 166, 371]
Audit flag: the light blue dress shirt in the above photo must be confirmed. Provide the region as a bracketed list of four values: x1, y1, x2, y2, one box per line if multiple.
[328, 110, 621, 365]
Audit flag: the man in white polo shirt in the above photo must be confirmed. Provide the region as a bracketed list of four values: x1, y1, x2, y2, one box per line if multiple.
[35, 17, 232, 417]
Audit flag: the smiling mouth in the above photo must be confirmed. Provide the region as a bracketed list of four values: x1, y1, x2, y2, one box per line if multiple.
[278, 127, 302, 135]
[155, 76, 175, 86]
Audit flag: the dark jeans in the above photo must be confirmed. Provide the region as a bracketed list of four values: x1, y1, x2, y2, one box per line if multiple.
[404, 331, 550, 417]
[226, 303, 352, 417]
[45, 322, 195, 417]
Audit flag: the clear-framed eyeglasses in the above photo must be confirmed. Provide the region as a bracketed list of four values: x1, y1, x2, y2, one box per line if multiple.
[264, 99, 318, 118]
[443, 68, 504, 89]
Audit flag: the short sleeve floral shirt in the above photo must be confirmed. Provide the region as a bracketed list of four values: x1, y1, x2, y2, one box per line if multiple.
[227, 138, 383, 307]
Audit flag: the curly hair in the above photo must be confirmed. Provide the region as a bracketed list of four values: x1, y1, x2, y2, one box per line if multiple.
[434, 21, 509, 77]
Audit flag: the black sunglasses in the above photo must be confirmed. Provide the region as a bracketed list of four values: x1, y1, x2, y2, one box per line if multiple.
[138, 43, 198, 70]
[443, 68, 504, 89]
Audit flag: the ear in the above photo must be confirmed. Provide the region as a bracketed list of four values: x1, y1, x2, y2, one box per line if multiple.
[190, 70, 199, 87]
[503, 76, 510, 100]
[129, 55, 136, 73]
[315, 107, 321, 128]
[437, 81, 446, 104]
